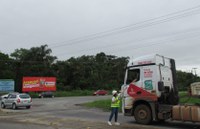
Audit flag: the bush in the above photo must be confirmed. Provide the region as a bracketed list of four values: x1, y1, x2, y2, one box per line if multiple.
[54, 90, 93, 97]
[28, 92, 39, 98]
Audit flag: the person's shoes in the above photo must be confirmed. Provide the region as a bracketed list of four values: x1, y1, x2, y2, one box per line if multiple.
[107, 121, 112, 126]
[115, 122, 120, 125]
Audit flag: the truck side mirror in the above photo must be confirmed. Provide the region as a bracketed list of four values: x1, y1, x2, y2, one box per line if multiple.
[158, 81, 164, 91]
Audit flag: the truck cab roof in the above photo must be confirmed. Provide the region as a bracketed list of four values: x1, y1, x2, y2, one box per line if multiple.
[127, 54, 172, 68]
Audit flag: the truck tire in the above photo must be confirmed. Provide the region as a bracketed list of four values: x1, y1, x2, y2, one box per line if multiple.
[134, 104, 152, 125]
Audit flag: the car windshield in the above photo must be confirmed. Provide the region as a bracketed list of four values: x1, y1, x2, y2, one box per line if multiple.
[19, 94, 30, 99]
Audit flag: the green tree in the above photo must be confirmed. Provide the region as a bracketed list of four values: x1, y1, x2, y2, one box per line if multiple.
[53, 52, 128, 91]
[3, 47, 200, 93]
[10, 45, 57, 92]
[0, 52, 15, 79]
[177, 70, 200, 91]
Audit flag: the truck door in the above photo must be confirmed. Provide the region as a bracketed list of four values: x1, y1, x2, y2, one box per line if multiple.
[141, 66, 158, 96]
[122, 67, 142, 114]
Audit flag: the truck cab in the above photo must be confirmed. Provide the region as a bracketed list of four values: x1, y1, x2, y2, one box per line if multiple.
[121, 54, 179, 124]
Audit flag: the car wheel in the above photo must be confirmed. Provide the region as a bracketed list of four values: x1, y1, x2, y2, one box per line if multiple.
[26, 106, 31, 109]
[12, 103, 17, 110]
[134, 104, 152, 125]
[1, 103, 5, 109]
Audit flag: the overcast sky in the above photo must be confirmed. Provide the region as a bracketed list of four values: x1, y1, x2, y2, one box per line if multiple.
[0, 0, 200, 75]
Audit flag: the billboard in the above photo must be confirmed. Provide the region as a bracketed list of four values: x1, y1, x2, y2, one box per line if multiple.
[0, 79, 15, 92]
[22, 77, 56, 92]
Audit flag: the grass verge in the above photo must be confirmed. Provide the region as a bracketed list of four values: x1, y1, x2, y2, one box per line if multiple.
[83, 99, 111, 112]
[179, 91, 200, 104]
[83, 99, 122, 112]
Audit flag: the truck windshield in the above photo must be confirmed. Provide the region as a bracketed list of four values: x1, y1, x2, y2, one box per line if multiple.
[126, 69, 140, 84]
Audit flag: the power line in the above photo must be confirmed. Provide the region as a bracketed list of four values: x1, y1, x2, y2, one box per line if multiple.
[2, 5, 200, 62]
[1, 33, 200, 63]
[108, 32, 200, 54]
[113, 32, 200, 53]
[55, 28, 200, 56]
[57, 30, 200, 58]
[49, 5, 200, 48]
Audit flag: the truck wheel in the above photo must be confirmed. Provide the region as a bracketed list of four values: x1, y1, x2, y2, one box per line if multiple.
[134, 104, 152, 125]
[12, 103, 17, 110]
[1, 103, 5, 109]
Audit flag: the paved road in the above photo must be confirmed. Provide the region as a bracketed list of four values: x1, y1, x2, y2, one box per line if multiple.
[1, 96, 200, 129]
[0, 120, 54, 129]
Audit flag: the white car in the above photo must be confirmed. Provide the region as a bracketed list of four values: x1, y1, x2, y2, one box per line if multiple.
[1, 93, 32, 109]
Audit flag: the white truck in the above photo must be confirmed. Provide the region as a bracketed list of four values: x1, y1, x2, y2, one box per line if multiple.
[121, 54, 200, 124]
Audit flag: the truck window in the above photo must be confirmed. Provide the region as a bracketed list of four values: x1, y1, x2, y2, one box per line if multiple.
[126, 69, 140, 84]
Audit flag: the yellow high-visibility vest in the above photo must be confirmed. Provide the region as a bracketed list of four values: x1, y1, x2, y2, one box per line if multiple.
[111, 96, 120, 107]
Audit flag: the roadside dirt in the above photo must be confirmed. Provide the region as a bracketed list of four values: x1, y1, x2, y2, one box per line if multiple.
[55, 119, 160, 129]
[0, 109, 19, 116]
[0, 96, 161, 129]
[52, 119, 160, 129]
[0, 113, 159, 129]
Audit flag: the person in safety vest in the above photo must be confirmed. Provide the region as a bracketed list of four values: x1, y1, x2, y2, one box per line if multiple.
[108, 90, 121, 126]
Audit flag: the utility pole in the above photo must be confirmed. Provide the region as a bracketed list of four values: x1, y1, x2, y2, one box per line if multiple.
[192, 68, 197, 76]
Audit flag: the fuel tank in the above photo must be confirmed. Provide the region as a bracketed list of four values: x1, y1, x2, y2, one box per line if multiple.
[172, 105, 200, 122]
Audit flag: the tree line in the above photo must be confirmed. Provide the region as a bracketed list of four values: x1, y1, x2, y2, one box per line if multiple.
[0, 45, 199, 92]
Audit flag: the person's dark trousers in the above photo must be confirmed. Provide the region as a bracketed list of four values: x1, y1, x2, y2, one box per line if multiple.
[109, 107, 118, 122]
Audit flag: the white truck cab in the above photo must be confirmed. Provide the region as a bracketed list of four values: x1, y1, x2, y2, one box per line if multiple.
[121, 54, 179, 124]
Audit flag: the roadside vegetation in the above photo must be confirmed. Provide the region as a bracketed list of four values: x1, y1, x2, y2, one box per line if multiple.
[83, 99, 123, 112]
[179, 91, 200, 104]
[83, 99, 112, 111]
[1, 44, 200, 93]
[29, 90, 96, 98]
